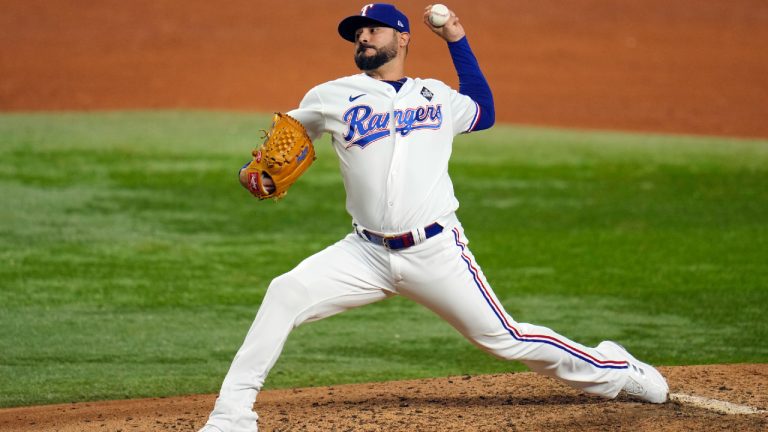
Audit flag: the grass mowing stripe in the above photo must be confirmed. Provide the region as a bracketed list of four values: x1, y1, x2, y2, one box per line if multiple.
[0, 111, 766, 407]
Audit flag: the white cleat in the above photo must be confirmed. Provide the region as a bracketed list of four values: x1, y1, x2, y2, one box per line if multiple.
[198, 426, 224, 432]
[197, 421, 258, 432]
[601, 341, 669, 404]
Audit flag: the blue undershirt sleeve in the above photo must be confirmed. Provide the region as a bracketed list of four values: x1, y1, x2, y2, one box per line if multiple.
[448, 36, 495, 131]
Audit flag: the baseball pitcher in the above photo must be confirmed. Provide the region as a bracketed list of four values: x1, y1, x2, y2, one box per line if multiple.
[200, 4, 668, 431]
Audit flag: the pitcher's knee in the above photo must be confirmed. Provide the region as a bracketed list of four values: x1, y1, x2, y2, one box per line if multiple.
[261, 274, 311, 316]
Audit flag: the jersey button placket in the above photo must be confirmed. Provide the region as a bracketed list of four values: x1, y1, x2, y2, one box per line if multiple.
[388, 83, 403, 206]
[387, 156, 398, 209]
[383, 88, 400, 223]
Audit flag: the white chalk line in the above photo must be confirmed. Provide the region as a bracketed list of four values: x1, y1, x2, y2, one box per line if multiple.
[669, 392, 767, 415]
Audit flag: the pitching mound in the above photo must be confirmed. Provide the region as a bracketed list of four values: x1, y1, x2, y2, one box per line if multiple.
[1, 364, 765, 431]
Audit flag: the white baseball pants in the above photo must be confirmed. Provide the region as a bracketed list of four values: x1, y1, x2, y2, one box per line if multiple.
[203, 215, 629, 432]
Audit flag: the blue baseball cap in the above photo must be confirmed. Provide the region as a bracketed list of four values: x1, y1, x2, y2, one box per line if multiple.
[338, 3, 410, 42]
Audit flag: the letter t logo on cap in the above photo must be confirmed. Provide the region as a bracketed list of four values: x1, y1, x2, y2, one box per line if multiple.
[361, 4, 374, 16]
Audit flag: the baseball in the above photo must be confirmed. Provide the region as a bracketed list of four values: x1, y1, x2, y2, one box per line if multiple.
[429, 4, 450, 27]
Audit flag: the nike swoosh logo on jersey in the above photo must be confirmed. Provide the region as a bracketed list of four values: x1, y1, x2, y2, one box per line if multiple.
[349, 93, 366, 102]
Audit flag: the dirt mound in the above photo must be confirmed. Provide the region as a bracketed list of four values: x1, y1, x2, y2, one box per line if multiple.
[2, 0, 767, 138]
[1, 364, 765, 431]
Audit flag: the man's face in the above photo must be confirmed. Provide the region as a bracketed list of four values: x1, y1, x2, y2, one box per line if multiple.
[354, 26, 399, 71]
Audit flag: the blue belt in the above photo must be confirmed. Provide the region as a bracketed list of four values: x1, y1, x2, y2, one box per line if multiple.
[358, 222, 444, 250]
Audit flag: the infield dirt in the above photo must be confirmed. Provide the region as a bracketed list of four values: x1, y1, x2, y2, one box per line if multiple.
[0, 365, 766, 431]
[1, 0, 766, 431]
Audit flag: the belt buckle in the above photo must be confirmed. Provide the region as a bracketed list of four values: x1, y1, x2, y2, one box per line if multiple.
[366, 229, 418, 250]
[382, 235, 394, 250]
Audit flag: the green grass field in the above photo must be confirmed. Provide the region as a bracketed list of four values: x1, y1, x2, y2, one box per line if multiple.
[1, 112, 766, 408]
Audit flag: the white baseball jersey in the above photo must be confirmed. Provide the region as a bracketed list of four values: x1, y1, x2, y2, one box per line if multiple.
[288, 73, 480, 234]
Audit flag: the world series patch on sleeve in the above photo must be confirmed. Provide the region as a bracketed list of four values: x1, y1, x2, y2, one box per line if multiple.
[239, 112, 316, 200]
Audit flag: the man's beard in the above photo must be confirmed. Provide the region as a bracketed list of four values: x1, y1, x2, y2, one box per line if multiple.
[354, 41, 398, 71]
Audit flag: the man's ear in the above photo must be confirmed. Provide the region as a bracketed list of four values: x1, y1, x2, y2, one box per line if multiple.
[399, 31, 411, 48]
